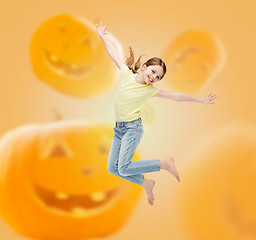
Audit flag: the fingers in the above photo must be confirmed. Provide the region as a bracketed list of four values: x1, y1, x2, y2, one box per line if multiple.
[97, 20, 109, 30]
[208, 93, 218, 97]
[96, 20, 110, 36]
[203, 93, 218, 105]
[207, 93, 218, 101]
[104, 24, 109, 33]
[208, 93, 216, 97]
[104, 25, 109, 32]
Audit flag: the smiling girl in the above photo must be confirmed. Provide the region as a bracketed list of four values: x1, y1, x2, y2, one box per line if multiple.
[94, 20, 217, 206]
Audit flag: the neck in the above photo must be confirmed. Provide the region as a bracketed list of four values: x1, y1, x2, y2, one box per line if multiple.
[134, 71, 146, 84]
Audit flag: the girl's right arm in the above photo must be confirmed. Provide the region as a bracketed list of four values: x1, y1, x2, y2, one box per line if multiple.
[96, 20, 124, 69]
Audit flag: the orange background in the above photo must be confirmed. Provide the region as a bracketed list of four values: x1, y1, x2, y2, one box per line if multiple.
[0, 0, 256, 239]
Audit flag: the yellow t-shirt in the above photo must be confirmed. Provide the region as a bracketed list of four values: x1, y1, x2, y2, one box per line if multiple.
[114, 64, 160, 122]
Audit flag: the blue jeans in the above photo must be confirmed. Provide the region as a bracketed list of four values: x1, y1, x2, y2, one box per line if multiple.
[107, 117, 160, 185]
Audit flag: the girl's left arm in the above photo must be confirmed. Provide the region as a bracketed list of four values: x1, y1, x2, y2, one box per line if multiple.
[154, 90, 217, 104]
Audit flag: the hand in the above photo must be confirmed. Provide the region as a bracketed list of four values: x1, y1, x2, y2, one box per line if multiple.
[201, 93, 218, 104]
[96, 20, 109, 38]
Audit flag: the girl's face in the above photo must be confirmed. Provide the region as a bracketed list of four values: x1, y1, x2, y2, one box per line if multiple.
[141, 65, 164, 85]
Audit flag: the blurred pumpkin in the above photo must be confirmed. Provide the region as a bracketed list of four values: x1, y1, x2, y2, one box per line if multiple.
[30, 14, 123, 98]
[176, 125, 256, 240]
[162, 30, 226, 93]
[0, 120, 142, 240]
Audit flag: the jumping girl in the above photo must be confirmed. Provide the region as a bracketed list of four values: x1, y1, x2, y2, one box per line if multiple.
[96, 20, 217, 206]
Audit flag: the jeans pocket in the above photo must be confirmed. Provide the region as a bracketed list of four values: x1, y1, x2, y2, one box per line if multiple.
[125, 122, 137, 130]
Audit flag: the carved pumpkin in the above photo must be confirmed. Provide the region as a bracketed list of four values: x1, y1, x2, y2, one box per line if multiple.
[0, 120, 142, 240]
[162, 30, 226, 93]
[30, 14, 123, 98]
[176, 126, 256, 240]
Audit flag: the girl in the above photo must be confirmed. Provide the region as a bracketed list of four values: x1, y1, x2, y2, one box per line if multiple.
[96, 20, 217, 206]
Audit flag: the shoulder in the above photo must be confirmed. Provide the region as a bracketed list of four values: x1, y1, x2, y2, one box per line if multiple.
[120, 64, 134, 76]
[148, 85, 161, 97]
[120, 63, 129, 71]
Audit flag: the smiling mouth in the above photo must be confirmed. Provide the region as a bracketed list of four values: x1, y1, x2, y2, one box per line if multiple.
[148, 76, 153, 82]
[44, 50, 94, 78]
[32, 183, 126, 217]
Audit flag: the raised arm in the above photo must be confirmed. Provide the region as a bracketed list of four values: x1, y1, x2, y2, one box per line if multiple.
[154, 90, 217, 104]
[96, 20, 124, 69]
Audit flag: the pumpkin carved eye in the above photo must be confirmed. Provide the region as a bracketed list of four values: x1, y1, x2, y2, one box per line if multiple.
[99, 145, 109, 155]
[80, 36, 93, 48]
[99, 135, 112, 155]
[41, 138, 73, 159]
[58, 26, 67, 33]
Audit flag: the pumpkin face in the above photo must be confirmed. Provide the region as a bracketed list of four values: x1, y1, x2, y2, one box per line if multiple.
[176, 126, 256, 240]
[30, 14, 123, 98]
[162, 30, 226, 93]
[0, 120, 142, 240]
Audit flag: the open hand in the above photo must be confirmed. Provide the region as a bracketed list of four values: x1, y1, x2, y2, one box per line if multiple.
[201, 93, 218, 104]
[96, 20, 109, 38]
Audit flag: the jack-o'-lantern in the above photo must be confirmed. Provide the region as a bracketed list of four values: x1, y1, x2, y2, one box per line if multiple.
[30, 14, 123, 98]
[162, 30, 226, 93]
[0, 120, 142, 240]
[176, 126, 256, 240]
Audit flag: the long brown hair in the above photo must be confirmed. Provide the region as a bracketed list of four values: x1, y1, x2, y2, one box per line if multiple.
[125, 46, 167, 78]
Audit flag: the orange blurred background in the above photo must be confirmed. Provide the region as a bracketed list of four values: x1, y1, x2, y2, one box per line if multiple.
[0, 0, 256, 239]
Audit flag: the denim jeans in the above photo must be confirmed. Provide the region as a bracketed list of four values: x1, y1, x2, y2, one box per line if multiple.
[107, 117, 160, 185]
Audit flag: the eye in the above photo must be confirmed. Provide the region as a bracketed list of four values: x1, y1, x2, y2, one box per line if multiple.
[157, 76, 160, 79]
[152, 70, 155, 73]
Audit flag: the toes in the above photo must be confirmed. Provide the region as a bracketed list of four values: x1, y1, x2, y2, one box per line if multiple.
[175, 171, 180, 182]
[148, 199, 154, 206]
[177, 174, 180, 182]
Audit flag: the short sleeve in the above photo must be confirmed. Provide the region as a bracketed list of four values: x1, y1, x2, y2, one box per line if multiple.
[151, 87, 160, 97]
[120, 64, 131, 75]
[119, 64, 134, 82]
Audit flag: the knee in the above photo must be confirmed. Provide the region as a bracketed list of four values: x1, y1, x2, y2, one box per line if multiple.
[107, 162, 114, 174]
[118, 166, 128, 176]
[107, 163, 118, 175]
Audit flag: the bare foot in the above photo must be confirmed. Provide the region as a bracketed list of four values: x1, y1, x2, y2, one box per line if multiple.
[141, 179, 155, 206]
[160, 157, 180, 182]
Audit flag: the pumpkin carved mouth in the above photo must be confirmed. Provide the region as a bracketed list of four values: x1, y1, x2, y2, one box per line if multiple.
[44, 50, 94, 77]
[33, 183, 124, 216]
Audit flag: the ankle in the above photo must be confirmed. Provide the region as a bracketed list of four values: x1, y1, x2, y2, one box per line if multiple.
[160, 159, 166, 170]
[142, 178, 148, 187]
[142, 178, 155, 187]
